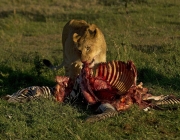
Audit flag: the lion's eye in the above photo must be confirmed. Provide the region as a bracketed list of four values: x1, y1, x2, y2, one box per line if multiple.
[78, 50, 82, 54]
[86, 46, 90, 51]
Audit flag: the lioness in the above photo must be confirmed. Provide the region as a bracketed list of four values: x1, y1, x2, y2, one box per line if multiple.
[43, 19, 107, 81]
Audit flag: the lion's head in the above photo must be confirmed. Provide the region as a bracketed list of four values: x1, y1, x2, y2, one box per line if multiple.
[73, 24, 106, 67]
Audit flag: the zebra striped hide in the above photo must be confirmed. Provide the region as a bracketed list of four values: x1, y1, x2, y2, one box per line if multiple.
[85, 94, 180, 123]
[4, 86, 55, 103]
[144, 95, 180, 111]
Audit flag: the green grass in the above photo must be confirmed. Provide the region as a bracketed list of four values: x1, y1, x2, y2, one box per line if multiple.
[0, 0, 180, 139]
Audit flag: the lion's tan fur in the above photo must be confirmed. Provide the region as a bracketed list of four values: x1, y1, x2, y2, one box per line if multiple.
[59, 19, 106, 80]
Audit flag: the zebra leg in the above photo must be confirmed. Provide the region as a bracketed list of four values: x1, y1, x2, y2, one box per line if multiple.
[64, 77, 82, 104]
[85, 103, 119, 123]
[143, 95, 180, 110]
[152, 95, 180, 110]
[4, 86, 54, 103]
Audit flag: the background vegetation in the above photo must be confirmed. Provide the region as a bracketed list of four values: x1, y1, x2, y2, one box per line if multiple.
[0, 0, 180, 139]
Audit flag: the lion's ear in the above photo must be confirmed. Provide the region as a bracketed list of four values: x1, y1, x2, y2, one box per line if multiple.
[88, 28, 99, 38]
[88, 24, 100, 38]
[73, 33, 81, 43]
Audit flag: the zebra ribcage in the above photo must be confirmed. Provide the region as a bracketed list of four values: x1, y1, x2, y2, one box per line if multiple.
[6, 86, 54, 103]
[93, 61, 137, 94]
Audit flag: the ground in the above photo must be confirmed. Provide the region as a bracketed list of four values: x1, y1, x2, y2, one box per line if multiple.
[0, 0, 180, 139]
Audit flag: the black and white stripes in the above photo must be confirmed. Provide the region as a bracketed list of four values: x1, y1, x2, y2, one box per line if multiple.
[5, 86, 55, 103]
[85, 103, 119, 123]
[153, 95, 180, 110]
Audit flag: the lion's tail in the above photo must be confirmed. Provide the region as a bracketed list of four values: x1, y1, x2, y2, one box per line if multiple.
[43, 59, 64, 70]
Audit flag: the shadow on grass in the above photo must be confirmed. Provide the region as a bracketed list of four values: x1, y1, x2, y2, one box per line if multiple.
[0, 64, 55, 96]
[0, 10, 13, 18]
[0, 10, 100, 22]
[0, 8, 141, 23]
[156, 21, 180, 26]
[0, 10, 47, 22]
[131, 44, 168, 54]
[1, 63, 179, 96]
[138, 67, 180, 92]
[131, 44, 180, 92]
